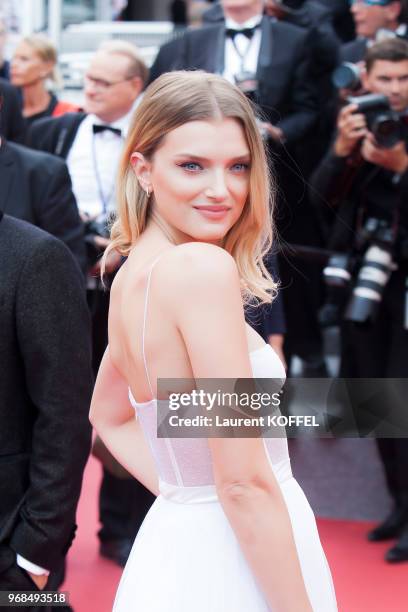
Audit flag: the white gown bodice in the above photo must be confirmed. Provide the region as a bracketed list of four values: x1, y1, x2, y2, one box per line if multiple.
[129, 344, 292, 489]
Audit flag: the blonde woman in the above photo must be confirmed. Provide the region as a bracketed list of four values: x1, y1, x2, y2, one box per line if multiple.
[90, 71, 337, 612]
[10, 34, 79, 125]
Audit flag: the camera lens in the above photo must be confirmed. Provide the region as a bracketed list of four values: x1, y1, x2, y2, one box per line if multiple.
[332, 63, 361, 91]
[319, 255, 353, 327]
[371, 114, 402, 148]
[345, 245, 393, 323]
[323, 254, 352, 288]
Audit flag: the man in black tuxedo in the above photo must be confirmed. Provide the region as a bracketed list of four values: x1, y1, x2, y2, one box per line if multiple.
[0, 78, 26, 142]
[0, 212, 92, 607]
[0, 135, 87, 277]
[204, 0, 355, 44]
[151, 0, 316, 144]
[26, 40, 155, 568]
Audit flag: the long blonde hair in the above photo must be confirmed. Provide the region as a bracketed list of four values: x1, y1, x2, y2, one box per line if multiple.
[105, 71, 277, 304]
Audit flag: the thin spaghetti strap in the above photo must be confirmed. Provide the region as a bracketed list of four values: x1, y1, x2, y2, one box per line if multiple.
[141, 250, 173, 398]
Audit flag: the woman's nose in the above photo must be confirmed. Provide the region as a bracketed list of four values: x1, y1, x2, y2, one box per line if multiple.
[205, 169, 228, 200]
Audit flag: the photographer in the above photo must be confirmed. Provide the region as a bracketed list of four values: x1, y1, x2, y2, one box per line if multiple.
[311, 37, 408, 563]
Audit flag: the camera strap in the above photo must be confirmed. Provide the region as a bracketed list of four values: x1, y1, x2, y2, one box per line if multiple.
[227, 27, 259, 74]
[91, 131, 122, 216]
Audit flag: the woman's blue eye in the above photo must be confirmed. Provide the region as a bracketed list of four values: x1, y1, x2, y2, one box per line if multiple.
[180, 162, 202, 172]
[232, 163, 249, 172]
[179, 161, 249, 172]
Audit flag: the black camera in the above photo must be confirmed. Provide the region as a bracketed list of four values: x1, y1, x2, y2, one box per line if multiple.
[347, 93, 405, 149]
[318, 254, 353, 327]
[234, 72, 269, 139]
[234, 71, 259, 103]
[84, 213, 111, 267]
[319, 218, 396, 327]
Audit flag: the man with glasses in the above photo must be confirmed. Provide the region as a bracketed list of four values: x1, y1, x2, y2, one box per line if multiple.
[341, 0, 408, 63]
[27, 40, 155, 569]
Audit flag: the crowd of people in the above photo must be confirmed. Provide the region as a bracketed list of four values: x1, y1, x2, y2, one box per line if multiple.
[1, 0, 408, 609]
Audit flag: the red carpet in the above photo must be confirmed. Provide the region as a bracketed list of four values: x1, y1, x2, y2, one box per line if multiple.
[63, 458, 408, 612]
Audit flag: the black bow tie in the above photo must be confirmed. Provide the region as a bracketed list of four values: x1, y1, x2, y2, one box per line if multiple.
[225, 25, 259, 41]
[92, 124, 122, 137]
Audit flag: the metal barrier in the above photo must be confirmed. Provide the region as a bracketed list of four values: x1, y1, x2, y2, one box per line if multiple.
[59, 21, 181, 90]
[61, 20, 176, 53]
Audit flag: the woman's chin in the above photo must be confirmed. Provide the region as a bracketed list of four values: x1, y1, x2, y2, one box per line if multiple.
[187, 227, 229, 244]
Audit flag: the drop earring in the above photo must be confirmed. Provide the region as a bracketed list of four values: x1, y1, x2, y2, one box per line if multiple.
[145, 186, 151, 197]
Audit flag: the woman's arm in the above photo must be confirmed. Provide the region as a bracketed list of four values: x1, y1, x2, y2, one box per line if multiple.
[165, 243, 312, 612]
[210, 438, 311, 612]
[89, 347, 159, 496]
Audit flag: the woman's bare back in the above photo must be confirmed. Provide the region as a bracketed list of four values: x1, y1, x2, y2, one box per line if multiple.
[108, 243, 266, 403]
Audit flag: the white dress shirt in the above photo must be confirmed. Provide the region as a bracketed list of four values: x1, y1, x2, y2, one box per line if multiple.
[66, 100, 139, 219]
[223, 15, 263, 85]
[16, 554, 49, 577]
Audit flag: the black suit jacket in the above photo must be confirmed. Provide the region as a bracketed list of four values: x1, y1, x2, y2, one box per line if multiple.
[0, 141, 87, 276]
[0, 79, 26, 143]
[0, 213, 93, 572]
[149, 17, 317, 144]
[0, 60, 10, 80]
[25, 112, 86, 159]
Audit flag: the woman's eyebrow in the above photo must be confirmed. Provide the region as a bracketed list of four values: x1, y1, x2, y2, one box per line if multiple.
[173, 153, 251, 161]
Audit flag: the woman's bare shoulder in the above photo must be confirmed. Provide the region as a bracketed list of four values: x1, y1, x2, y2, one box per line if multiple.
[151, 244, 243, 323]
[158, 242, 239, 287]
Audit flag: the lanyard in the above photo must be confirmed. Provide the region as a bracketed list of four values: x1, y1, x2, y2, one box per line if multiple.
[230, 32, 257, 74]
[91, 131, 122, 216]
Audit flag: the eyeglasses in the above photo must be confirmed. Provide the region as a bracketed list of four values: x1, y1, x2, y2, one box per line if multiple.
[84, 74, 134, 91]
[349, 0, 393, 5]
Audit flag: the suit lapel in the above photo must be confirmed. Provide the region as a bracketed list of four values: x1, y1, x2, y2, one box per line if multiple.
[256, 16, 274, 77]
[256, 19, 286, 108]
[213, 26, 226, 74]
[0, 144, 16, 215]
[56, 114, 86, 158]
[189, 26, 225, 73]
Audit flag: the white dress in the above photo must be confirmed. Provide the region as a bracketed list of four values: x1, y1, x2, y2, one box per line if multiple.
[113, 260, 338, 612]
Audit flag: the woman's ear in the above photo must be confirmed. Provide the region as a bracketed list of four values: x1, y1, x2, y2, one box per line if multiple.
[42, 60, 55, 80]
[130, 152, 152, 192]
